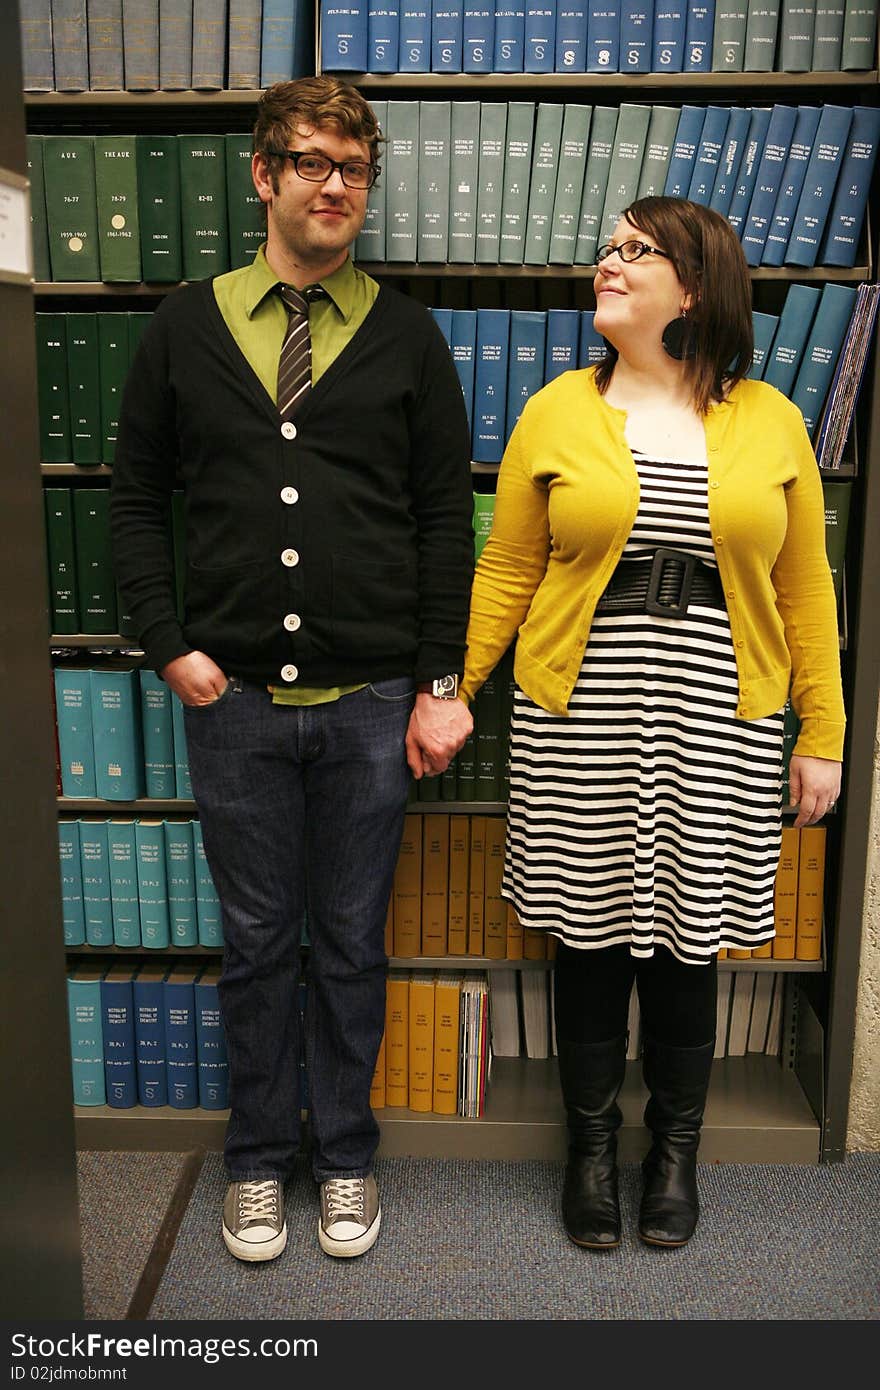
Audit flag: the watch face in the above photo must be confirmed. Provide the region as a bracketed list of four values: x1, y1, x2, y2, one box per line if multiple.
[434, 675, 458, 699]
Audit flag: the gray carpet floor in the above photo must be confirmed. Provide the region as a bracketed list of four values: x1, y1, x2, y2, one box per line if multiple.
[77, 1150, 189, 1319]
[143, 1152, 880, 1321]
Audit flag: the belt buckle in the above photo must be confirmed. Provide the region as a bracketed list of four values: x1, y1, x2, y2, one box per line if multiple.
[645, 548, 695, 618]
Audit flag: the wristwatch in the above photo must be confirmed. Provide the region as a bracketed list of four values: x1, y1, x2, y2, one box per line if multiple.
[417, 675, 460, 699]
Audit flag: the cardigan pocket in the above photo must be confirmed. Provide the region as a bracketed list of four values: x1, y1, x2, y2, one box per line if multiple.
[330, 554, 418, 659]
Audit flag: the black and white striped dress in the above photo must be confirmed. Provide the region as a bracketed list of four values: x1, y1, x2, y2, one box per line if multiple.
[504, 452, 784, 966]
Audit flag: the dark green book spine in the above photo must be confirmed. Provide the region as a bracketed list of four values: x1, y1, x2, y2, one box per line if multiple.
[73, 488, 117, 632]
[457, 722, 477, 802]
[44, 488, 80, 633]
[26, 135, 51, 283]
[136, 135, 182, 283]
[475, 671, 503, 801]
[822, 478, 852, 609]
[43, 135, 100, 281]
[97, 313, 130, 464]
[94, 134, 141, 282]
[67, 313, 102, 466]
[225, 135, 264, 271]
[178, 135, 229, 281]
[35, 313, 72, 462]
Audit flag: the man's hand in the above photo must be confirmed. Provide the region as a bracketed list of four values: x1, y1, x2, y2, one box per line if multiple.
[405, 694, 474, 779]
[788, 754, 842, 828]
[160, 651, 229, 707]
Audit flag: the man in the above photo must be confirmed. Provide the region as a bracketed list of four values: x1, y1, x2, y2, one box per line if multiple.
[111, 77, 474, 1262]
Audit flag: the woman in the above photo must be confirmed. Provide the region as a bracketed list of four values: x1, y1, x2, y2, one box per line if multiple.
[448, 197, 844, 1249]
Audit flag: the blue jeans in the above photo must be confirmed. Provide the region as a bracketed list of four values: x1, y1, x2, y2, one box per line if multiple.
[183, 676, 414, 1182]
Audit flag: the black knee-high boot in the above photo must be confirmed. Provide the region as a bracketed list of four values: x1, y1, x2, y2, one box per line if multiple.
[557, 1034, 628, 1249]
[639, 1036, 715, 1247]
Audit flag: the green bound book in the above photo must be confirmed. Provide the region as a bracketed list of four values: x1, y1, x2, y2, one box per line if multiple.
[385, 101, 420, 263]
[822, 478, 852, 609]
[524, 102, 565, 267]
[26, 135, 51, 283]
[178, 135, 229, 281]
[66, 313, 102, 466]
[136, 135, 183, 283]
[355, 98, 387, 264]
[636, 106, 680, 199]
[499, 101, 536, 266]
[598, 104, 652, 247]
[474, 670, 503, 801]
[94, 134, 141, 281]
[44, 488, 80, 633]
[97, 313, 130, 464]
[548, 104, 592, 267]
[72, 487, 117, 632]
[43, 135, 100, 281]
[448, 102, 480, 265]
[475, 104, 508, 266]
[35, 313, 72, 461]
[473, 490, 496, 561]
[418, 101, 452, 265]
[225, 135, 264, 271]
[575, 107, 618, 266]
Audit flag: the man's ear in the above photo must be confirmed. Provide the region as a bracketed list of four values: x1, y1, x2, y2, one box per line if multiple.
[251, 152, 274, 206]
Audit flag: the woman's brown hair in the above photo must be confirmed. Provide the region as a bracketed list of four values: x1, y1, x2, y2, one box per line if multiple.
[593, 196, 754, 413]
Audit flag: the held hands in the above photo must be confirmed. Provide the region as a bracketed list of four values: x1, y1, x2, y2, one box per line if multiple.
[160, 651, 229, 707]
[406, 693, 474, 780]
[788, 755, 842, 829]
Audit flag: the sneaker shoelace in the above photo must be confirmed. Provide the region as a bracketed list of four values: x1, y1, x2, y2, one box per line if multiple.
[324, 1178, 366, 1222]
[238, 1180, 279, 1223]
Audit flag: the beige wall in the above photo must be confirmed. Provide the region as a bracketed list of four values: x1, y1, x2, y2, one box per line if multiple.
[848, 693, 880, 1150]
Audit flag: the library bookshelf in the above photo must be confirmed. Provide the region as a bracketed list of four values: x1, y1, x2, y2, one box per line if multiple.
[27, 26, 880, 1168]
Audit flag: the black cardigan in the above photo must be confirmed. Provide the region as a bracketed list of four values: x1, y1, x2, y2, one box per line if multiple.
[111, 278, 474, 686]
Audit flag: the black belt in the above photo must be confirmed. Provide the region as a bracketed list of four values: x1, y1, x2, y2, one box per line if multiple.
[594, 548, 725, 618]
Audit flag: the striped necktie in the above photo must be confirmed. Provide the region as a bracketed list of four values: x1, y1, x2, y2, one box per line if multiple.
[276, 284, 324, 421]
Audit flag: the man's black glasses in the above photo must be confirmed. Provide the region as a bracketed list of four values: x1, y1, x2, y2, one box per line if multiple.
[596, 240, 673, 264]
[266, 149, 380, 190]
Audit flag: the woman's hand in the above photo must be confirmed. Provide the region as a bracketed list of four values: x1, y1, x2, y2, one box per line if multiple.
[788, 755, 842, 828]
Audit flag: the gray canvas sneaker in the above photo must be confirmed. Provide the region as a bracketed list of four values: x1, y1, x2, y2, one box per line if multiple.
[222, 1179, 287, 1262]
[318, 1174, 381, 1257]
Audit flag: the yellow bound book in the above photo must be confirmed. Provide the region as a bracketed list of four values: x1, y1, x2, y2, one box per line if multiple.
[523, 927, 547, 960]
[370, 1031, 386, 1109]
[483, 816, 507, 959]
[772, 824, 800, 960]
[752, 940, 773, 958]
[384, 972, 409, 1107]
[505, 899, 524, 960]
[408, 974, 435, 1112]
[432, 973, 462, 1115]
[716, 947, 728, 960]
[421, 814, 449, 956]
[393, 814, 422, 957]
[468, 815, 486, 955]
[447, 815, 470, 955]
[795, 825, 826, 962]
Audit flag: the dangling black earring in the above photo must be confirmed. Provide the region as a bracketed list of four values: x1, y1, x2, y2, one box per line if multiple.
[662, 311, 696, 360]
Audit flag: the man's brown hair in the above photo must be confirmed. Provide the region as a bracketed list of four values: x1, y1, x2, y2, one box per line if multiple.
[253, 76, 383, 193]
[594, 196, 754, 414]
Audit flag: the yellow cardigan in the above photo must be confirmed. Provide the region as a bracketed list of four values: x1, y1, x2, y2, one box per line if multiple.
[461, 368, 845, 761]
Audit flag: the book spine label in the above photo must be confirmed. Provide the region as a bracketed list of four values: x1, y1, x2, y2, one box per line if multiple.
[368, 0, 401, 71]
[432, 0, 464, 69]
[44, 136, 100, 281]
[448, 102, 481, 264]
[179, 136, 229, 281]
[107, 821, 141, 946]
[494, 1, 526, 69]
[398, 1, 431, 68]
[94, 134, 141, 282]
[321, 0, 369, 69]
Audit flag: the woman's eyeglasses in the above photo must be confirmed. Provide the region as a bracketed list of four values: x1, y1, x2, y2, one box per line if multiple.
[596, 240, 672, 264]
[266, 149, 380, 190]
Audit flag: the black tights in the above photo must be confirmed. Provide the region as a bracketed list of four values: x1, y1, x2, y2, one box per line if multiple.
[553, 941, 717, 1049]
